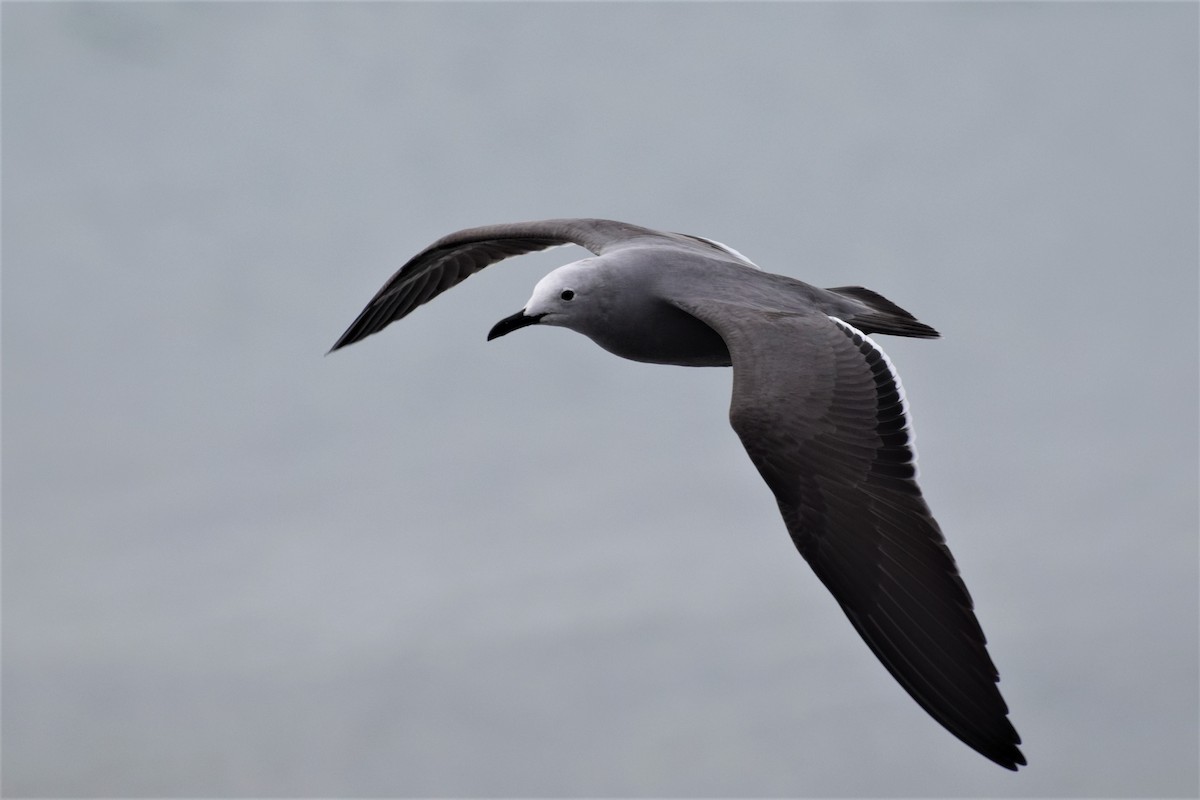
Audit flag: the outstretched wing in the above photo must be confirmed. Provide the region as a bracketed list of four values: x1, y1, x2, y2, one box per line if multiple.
[328, 218, 659, 352]
[668, 297, 1025, 770]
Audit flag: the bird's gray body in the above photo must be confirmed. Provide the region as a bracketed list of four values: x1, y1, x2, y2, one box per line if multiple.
[330, 218, 1024, 771]
[551, 247, 870, 367]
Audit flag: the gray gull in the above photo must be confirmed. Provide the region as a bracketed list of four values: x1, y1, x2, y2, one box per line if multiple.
[329, 218, 1024, 770]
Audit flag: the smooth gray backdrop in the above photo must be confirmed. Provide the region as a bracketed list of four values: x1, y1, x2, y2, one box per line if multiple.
[4, 2, 1197, 797]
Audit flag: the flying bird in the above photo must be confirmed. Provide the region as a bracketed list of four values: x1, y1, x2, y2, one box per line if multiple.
[329, 218, 1024, 770]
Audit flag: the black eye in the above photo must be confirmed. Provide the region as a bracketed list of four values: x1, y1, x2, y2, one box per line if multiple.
[560, 289, 575, 301]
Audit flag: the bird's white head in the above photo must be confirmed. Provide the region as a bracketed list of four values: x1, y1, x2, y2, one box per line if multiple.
[487, 260, 606, 340]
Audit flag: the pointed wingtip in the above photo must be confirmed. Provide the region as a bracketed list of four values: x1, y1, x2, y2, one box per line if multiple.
[993, 742, 1026, 771]
[327, 326, 359, 355]
[972, 724, 1025, 771]
[326, 336, 350, 356]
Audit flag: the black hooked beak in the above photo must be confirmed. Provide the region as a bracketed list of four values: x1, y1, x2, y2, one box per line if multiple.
[487, 309, 546, 341]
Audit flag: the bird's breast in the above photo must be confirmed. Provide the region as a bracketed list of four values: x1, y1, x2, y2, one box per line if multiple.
[586, 299, 732, 367]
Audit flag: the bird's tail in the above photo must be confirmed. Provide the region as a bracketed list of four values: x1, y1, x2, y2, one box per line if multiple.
[825, 285, 941, 339]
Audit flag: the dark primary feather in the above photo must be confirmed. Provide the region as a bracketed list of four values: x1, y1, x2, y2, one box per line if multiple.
[666, 297, 1025, 770]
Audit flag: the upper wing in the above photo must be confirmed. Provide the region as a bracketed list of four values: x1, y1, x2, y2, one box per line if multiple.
[668, 297, 1025, 770]
[328, 218, 660, 352]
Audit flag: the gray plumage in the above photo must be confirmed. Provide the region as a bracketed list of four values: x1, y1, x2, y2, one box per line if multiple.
[330, 218, 1024, 770]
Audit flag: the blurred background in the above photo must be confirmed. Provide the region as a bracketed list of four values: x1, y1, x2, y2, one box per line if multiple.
[3, 3, 1196, 796]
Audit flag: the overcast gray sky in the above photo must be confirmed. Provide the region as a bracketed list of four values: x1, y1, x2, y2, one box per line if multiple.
[3, 2, 1197, 796]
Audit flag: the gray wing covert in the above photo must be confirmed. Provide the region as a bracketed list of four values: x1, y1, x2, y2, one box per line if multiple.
[666, 297, 1025, 770]
[329, 218, 658, 352]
